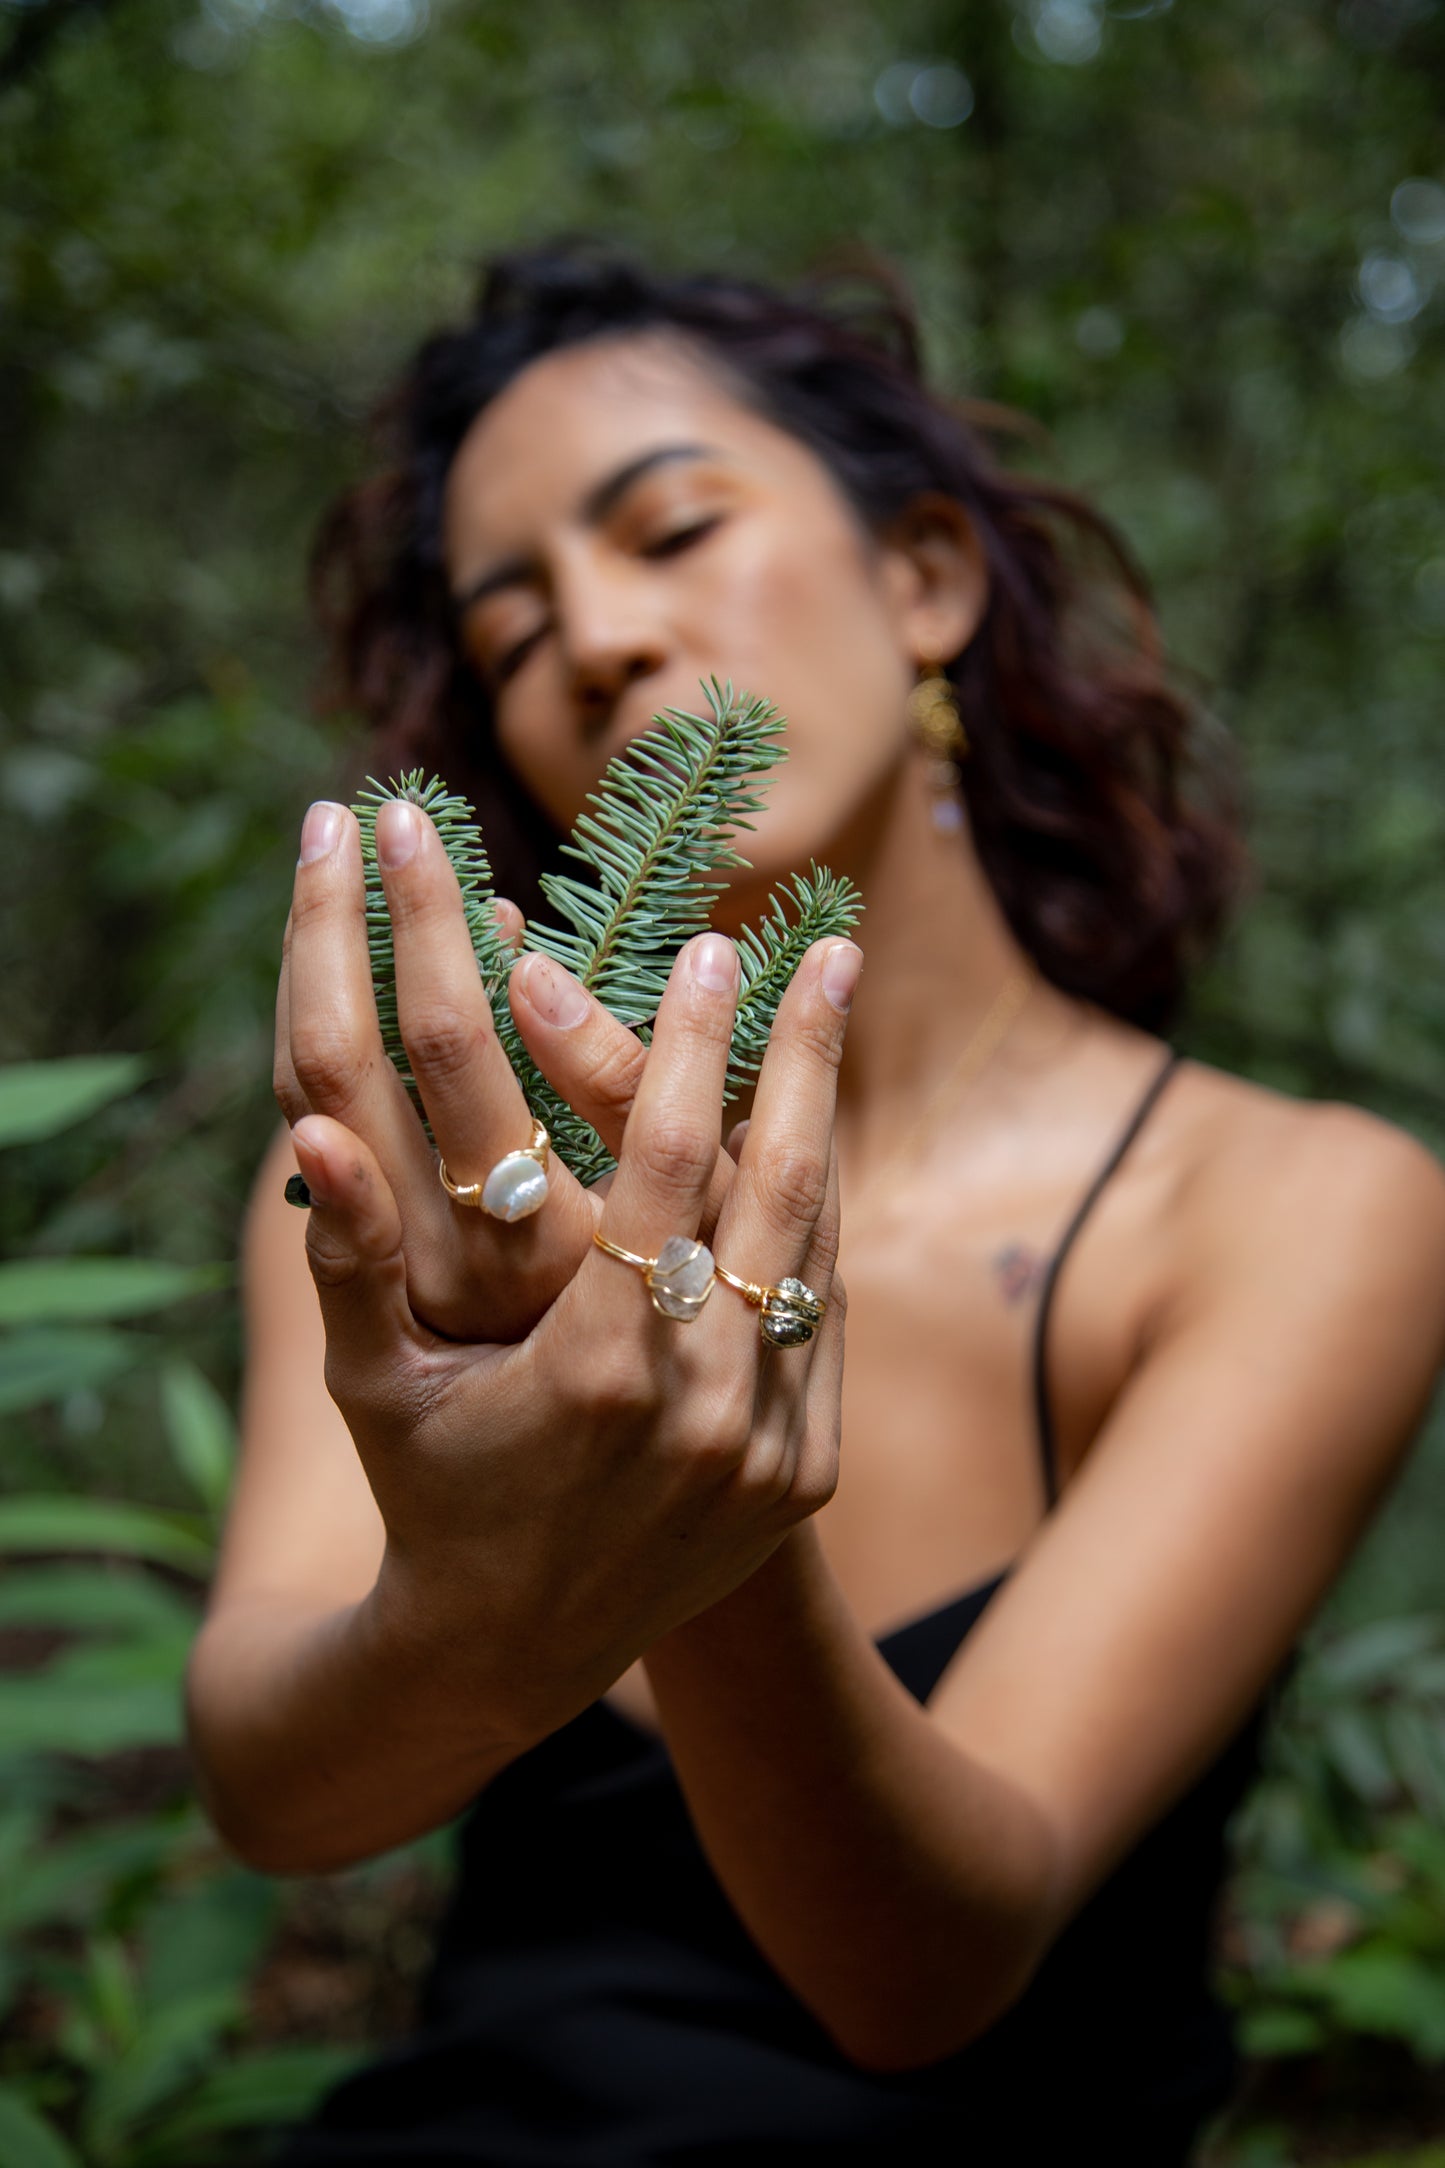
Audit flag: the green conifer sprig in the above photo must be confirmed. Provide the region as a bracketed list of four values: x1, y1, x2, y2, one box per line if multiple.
[528, 679, 790, 1024]
[354, 681, 862, 1189]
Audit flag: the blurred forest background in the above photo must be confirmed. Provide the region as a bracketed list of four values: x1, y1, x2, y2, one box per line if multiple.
[2, 0, 1444, 2161]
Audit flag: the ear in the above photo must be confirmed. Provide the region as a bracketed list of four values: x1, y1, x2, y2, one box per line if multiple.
[879, 493, 989, 666]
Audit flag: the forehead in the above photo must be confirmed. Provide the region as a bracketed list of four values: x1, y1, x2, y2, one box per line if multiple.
[442, 333, 827, 556]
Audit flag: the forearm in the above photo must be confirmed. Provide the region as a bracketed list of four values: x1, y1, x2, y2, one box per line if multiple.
[185, 1580, 535, 1875]
[642, 1527, 1062, 2071]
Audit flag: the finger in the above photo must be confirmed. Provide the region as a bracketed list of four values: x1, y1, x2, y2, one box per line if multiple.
[709, 938, 859, 1340]
[375, 801, 551, 1229]
[493, 897, 526, 953]
[287, 802, 436, 1202]
[289, 1113, 420, 1409]
[273, 911, 304, 1124]
[510, 948, 736, 1233]
[794, 1237, 846, 1511]
[583, 933, 740, 1329]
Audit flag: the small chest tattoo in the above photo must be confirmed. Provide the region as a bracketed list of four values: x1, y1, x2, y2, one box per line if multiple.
[992, 1242, 1049, 1306]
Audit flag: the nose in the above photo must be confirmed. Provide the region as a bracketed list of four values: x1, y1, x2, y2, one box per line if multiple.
[554, 551, 669, 735]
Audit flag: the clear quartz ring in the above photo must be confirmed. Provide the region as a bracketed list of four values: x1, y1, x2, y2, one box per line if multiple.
[439, 1117, 551, 1223]
[713, 1261, 826, 1348]
[592, 1228, 716, 1322]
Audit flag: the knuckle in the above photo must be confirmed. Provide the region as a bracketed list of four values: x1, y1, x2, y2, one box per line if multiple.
[304, 1219, 367, 1292]
[689, 1424, 752, 1484]
[792, 1446, 840, 1517]
[402, 1003, 486, 1087]
[757, 1139, 828, 1234]
[272, 1062, 306, 1125]
[791, 1004, 847, 1073]
[806, 1211, 841, 1285]
[578, 1348, 663, 1425]
[633, 1117, 713, 1198]
[290, 1019, 369, 1113]
[704, 1380, 756, 1466]
[588, 1030, 647, 1120]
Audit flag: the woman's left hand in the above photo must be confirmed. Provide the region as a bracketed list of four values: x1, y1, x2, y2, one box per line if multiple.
[274, 796, 798, 1345]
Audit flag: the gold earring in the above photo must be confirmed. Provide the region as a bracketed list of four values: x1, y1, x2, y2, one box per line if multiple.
[905, 660, 969, 833]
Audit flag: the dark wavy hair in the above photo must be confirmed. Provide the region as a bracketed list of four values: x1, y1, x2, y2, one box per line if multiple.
[310, 242, 1249, 1032]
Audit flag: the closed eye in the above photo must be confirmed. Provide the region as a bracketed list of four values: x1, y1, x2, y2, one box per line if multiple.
[639, 515, 723, 561]
[492, 626, 547, 685]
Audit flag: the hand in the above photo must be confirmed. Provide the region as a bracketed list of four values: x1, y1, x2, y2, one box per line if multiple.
[275, 797, 744, 1343]
[284, 886, 859, 1740]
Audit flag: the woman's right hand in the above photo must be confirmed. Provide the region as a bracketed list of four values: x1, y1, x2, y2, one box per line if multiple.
[283, 858, 857, 1744]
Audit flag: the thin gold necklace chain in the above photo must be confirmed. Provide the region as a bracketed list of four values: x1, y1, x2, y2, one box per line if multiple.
[846, 960, 1040, 1223]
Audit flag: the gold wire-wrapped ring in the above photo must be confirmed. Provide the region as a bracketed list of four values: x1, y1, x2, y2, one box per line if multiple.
[592, 1228, 716, 1322]
[712, 1261, 827, 1348]
[439, 1118, 551, 1222]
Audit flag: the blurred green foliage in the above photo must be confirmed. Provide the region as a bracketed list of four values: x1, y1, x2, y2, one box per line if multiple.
[3, 0, 1444, 2158]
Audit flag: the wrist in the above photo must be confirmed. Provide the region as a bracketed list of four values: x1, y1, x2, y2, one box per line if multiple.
[364, 1550, 552, 1758]
[645, 1525, 827, 1680]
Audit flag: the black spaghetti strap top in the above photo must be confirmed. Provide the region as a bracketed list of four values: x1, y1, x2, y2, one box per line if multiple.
[278, 1045, 1268, 2167]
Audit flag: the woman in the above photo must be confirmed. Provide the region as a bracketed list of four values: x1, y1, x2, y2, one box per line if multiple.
[187, 246, 1445, 2164]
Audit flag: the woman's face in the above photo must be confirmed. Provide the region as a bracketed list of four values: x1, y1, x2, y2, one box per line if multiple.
[443, 333, 977, 900]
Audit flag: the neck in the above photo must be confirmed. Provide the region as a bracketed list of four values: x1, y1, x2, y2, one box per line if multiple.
[716, 749, 1086, 1179]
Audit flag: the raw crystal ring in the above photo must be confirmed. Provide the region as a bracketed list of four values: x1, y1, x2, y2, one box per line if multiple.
[592, 1228, 716, 1322]
[713, 1262, 826, 1348]
[439, 1118, 551, 1223]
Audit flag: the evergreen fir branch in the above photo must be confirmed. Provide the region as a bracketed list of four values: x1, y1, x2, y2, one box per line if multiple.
[353, 772, 615, 1184]
[353, 681, 863, 1191]
[528, 678, 787, 1026]
[725, 862, 864, 1101]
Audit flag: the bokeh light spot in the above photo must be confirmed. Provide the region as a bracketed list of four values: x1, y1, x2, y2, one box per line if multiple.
[1391, 177, 1445, 246]
[1032, 0, 1104, 64]
[910, 64, 974, 128]
[1338, 314, 1415, 380]
[1357, 250, 1424, 323]
[1074, 304, 1124, 356]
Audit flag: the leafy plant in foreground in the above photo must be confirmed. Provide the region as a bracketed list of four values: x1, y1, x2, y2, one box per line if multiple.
[0, 1060, 370, 2165]
[354, 680, 864, 1187]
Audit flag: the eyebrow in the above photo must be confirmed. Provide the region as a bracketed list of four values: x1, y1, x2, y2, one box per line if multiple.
[449, 442, 723, 617]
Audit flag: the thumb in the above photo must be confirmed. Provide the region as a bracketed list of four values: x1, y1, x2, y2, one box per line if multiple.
[290, 1114, 416, 1394]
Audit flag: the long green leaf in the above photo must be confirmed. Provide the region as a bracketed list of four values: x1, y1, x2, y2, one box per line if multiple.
[0, 1817, 203, 1938]
[129, 2047, 363, 2164]
[159, 1359, 235, 1518]
[0, 1326, 141, 1414]
[0, 1498, 213, 1575]
[0, 1568, 196, 1638]
[0, 1057, 148, 1149]
[0, 1259, 229, 1326]
[82, 1987, 243, 2163]
[0, 2087, 84, 2168]
[0, 1674, 183, 1756]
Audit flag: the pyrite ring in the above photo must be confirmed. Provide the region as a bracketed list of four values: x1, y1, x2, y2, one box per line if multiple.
[439, 1117, 551, 1223]
[592, 1228, 716, 1322]
[713, 1261, 826, 1348]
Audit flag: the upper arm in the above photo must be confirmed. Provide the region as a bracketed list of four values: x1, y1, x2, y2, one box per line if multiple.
[932, 1105, 1445, 1918]
[208, 1123, 386, 1618]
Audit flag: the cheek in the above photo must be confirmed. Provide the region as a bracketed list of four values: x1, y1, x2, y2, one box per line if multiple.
[492, 695, 586, 832]
[707, 517, 910, 755]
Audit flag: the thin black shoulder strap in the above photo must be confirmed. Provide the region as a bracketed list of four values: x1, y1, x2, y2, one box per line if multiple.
[1031, 1046, 1183, 1510]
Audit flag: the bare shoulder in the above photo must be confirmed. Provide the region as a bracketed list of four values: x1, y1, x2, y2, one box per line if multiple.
[1163, 1054, 1445, 1346]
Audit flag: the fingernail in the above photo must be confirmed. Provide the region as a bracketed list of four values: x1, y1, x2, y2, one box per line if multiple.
[376, 801, 423, 869]
[822, 941, 863, 1014]
[522, 952, 589, 1028]
[691, 934, 738, 993]
[290, 1126, 331, 1205]
[299, 802, 343, 866]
